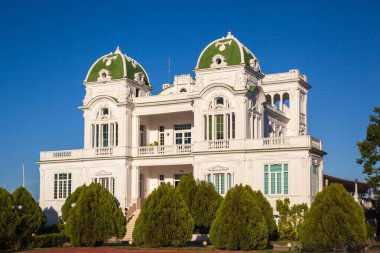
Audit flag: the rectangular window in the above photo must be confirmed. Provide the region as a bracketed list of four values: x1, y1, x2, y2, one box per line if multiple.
[215, 115, 224, 140]
[54, 173, 71, 199]
[102, 124, 109, 147]
[175, 132, 183, 145]
[214, 174, 220, 193]
[174, 174, 187, 187]
[264, 164, 289, 195]
[99, 178, 109, 189]
[111, 177, 115, 196]
[277, 173, 282, 194]
[271, 173, 276, 194]
[227, 173, 232, 190]
[184, 132, 191, 144]
[207, 174, 211, 183]
[174, 124, 191, 130]
[220, 174, 225, 194]
[284, 164, 288, 194]
[264, 171, 269, 195]
[174, 124, 191, 145]
[159, 174, 165, 185]
[159, 126, 165, 146]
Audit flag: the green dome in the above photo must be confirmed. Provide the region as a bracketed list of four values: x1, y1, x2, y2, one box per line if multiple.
[85, 47, 150, 86]
[196, 32, 261, 72]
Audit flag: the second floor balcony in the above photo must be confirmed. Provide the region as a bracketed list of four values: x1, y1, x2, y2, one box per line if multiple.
[40, 135, 323, 162]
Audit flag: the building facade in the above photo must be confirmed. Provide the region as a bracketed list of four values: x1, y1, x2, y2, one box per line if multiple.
[38, 32, 326, 224]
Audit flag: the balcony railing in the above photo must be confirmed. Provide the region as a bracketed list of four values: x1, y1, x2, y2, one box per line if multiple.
[137, 144, 192, 156]
[40, 135, 323, 161]
[40, 146, 131, 161]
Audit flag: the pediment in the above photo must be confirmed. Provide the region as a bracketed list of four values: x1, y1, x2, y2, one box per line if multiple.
[95, 170, 112, 176]
[207, 165, 229, 171]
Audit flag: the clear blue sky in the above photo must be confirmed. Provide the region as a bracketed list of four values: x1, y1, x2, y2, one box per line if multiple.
[0, 0, 379, 200]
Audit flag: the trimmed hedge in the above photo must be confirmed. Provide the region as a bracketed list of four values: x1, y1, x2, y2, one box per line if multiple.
[30, 233, 67, 248]
[133, 183, 194, 247]
[210, 184, 268, 250]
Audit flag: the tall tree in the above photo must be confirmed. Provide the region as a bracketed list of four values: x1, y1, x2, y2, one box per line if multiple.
[176, 173, 197, 214]
[61, 184, 87, 222]
[65, 183, 126, 246]
[133, 183, 194, 247]
[191, 181, 222, 232]
[0, 188, 18, 249]
[299, 183, 367, 252]
[245, 187, 277, 237]
[357, 106, 380, 194]
[210, 185, 268, 250]
[12, 187, 46, 248]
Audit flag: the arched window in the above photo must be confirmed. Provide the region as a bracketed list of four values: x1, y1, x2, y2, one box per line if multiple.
[283, 93, 290, 109]
[91, 107, 118, 148]
[274, 94, 281, 110]
[179, 88, 187, 93]
[204, 97, 234, 140]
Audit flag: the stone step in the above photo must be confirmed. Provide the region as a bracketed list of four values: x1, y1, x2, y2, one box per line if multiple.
[123, 209, 141, 241]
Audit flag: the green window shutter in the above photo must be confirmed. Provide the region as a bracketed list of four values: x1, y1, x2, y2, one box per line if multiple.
[207, 174, 211, 183]
[284, 171, 288, 194]
[227, 173, 232, 190]
[277, 173, 282, 194]
[54, 174, 57, 199]
[215, 174, 219, 193]
[271, 173, 276, 194]
[221, 174, 225, 194]
[68, 173, 72, 195]
[264, 165, 269, 194]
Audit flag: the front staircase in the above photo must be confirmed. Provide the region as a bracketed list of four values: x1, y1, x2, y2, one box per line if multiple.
[123, 208, 141, 242]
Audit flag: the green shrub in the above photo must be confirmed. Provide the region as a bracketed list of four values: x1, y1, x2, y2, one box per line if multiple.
[61, 184, 87, 222]
[30, 233, 67, 248]
[65, 183, 126, 246]
[276, 198, 308, 240]
[177, 173, 197, 214]
[210, 184, 268, 250]
[299, 183, 367, 252]
[0, 188, 18, 249]
[191, 181, 222, 233]
[133, 183, 194, 247]
[12, 187, 46, 249]
[245, 187, 277, 238]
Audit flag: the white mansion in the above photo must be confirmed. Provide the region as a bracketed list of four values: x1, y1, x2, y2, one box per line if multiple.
[38, 32, 326, 225]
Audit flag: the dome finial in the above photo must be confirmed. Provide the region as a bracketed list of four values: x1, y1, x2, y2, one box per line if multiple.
[114, 45, 122, 54]
[226, 29, 234, 38]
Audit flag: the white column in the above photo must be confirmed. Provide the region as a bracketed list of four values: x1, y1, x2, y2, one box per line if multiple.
[132, 115, 140, 156]
[131, 166, 140, 202]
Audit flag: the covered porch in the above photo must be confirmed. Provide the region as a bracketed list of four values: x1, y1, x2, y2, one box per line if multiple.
[128, 164, 193, 209]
